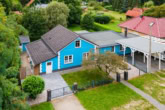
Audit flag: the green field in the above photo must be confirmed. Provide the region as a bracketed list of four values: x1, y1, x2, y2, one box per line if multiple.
[76, 83, 156, 110]
[31, 102, 54, 110]
[129, 71, 165, 104]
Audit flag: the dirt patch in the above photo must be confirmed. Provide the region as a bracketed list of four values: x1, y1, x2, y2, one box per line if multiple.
[51, 94, 85, 110]
[112, 100, 157, 110]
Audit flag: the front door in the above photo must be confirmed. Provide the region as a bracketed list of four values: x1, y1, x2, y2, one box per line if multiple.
[46, 62, 52, 74]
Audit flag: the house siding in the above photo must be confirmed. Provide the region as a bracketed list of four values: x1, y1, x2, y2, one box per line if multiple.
[22, 43, 28, 52]
[60, 38, 95, 69]
[99, 45, 131, 55]
[40, 57, 58, 73]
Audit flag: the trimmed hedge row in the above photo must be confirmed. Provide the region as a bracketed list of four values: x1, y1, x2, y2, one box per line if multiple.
[94, 15, 110, 24]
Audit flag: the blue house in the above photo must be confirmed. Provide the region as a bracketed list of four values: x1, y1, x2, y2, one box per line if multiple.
[19, 36, 30, 52]
[26, 25, 135, 75]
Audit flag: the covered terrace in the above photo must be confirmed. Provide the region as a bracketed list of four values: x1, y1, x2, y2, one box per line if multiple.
[117, 37, 165, 73]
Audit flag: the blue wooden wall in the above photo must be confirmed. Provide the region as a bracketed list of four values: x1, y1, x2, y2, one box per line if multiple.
[22, 43, 28, 52]
[60, 38, 95, 69]
[40, 57, 58, 73]
[40, 37, 95, 73]
[99, 45, 131, 55]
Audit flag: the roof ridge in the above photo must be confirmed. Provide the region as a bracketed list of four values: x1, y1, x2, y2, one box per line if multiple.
[41, 38, 57, 55]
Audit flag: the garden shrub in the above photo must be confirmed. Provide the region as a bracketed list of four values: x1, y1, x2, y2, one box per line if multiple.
[12, 0, 23, 11]
[104, 5, 113, 10]
[81, 13, 94, 30]
[22, 75, 45, 99]
[94, 15, 110, 24]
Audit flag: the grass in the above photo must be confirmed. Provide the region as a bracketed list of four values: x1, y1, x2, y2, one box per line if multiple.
[76, 83, 156, 110]
[129, 71, 165, 104]
[62, 69, 110, 86]
[68, 24, 83, 32]
[94, 20, 122, 32]
[31, 102, 54, 110]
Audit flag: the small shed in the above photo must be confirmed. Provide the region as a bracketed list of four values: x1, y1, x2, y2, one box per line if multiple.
[19, 36, 30, 52]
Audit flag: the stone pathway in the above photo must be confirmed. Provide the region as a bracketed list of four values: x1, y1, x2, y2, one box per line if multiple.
[51, 94, 85, 110]
[121, 80, 165, 110]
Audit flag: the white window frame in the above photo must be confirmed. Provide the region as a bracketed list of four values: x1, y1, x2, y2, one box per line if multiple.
[111, 46, 115, 52]
[64, 55, 73, 64]
[83, 52, 89, 60]
[75, 40, 81, 48]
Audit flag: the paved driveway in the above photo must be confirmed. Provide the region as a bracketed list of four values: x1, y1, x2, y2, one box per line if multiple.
[41, 72, 69, 90]
[28, 72, 71, 105]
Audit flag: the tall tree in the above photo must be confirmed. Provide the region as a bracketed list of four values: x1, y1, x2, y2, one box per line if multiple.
[45, 1, 69, 29]
[22, 8, 48, 41]
[57, 0, 82, 26]
[0, 6, 29, 110]
[122, 0, 128, 12]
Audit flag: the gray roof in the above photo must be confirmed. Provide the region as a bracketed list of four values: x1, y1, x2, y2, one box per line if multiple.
[26, 40, 56, 65]
[41, 25, 80, 53]
[116, 37, 165, 54]
[19, 36, 30, 44]
[26, 25, 81, 66]
[80, 31, 137, 48]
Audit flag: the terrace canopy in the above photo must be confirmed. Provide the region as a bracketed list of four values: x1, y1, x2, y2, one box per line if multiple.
[116, 37, 165, 72]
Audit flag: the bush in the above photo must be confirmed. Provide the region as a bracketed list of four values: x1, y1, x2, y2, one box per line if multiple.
[12, 1, 23, 11]
[22, 75, 45, 99]
[104, 5, 112, 10]
[81, 13, 94, 30]
[94, 15, 110, 24]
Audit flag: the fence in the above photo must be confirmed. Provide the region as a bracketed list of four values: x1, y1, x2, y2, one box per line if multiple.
[77, 79, 114, 91]
[47, 79, 114, 101]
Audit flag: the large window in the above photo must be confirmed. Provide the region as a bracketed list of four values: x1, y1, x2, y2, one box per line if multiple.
[64, 55, 73, 64]
[75, 40, 81, 48]
[83, 52, 89, 60]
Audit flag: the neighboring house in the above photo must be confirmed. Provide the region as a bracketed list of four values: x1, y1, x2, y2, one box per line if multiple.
[26, 25, 135, 75]
[119, 16, 165, 42]
[19, 36, 30, 52]
[126, 8, 147, 19]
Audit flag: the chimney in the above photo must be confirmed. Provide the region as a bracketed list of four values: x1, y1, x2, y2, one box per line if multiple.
[125, 28, 128, 37]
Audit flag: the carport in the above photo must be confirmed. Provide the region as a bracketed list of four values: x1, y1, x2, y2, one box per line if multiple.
[116, 37, 165, 72]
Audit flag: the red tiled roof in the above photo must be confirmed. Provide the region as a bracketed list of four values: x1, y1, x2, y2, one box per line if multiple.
[126, 8, 146, 17]
[119, 16, 165, 38]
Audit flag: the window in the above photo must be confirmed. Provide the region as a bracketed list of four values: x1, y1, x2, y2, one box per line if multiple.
[83, 52, 89, 60]
[47, 62, 52, 66]
[111, 46, 114, 52]
[64, 55, 73, 64]
[120, 45, 124, 51]
[75, 40, 81, 48]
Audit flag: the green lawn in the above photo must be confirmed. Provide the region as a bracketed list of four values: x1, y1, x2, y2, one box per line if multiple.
[31, 102, 54, 110]
[76, 83, 156, 110]
[68, 24, 83, 32]
[129, 71, 165, 104]
[94, 20, 122, 32]
[62, 69, 110, 86]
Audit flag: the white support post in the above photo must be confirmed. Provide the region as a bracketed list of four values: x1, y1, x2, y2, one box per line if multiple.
[131, 49, 135, 65]
[159, 53, 161, 70]
[143, 53, 146, 63]
[146, 54, 151, 73]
